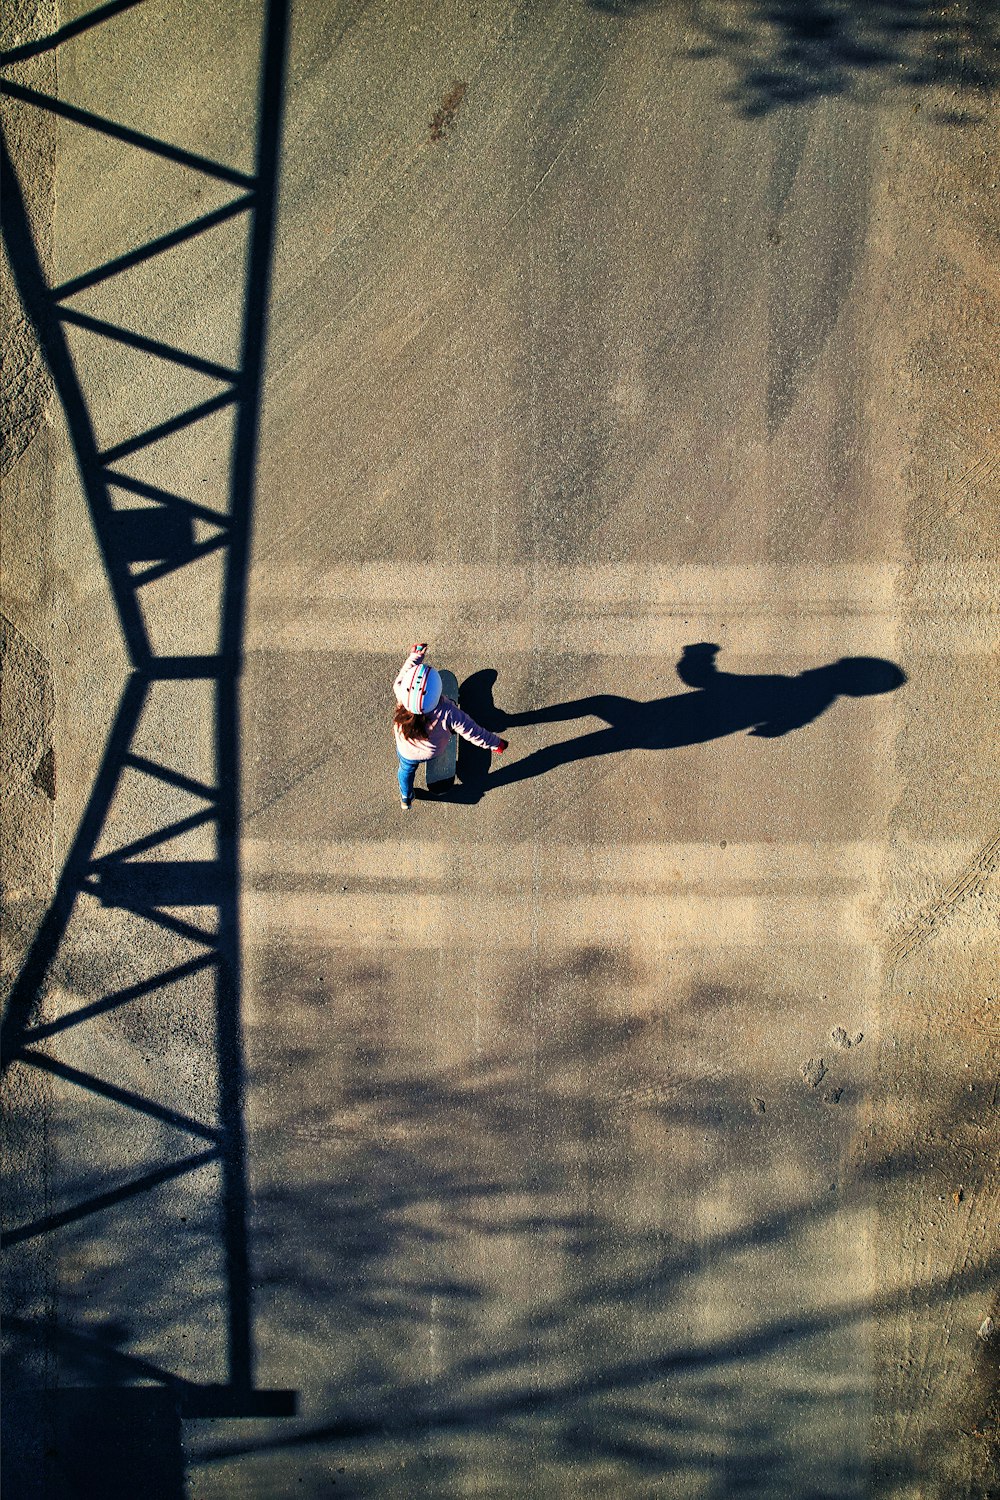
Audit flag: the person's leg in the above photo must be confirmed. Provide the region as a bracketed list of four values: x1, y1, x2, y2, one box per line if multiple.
[397, 753, 419, 806]
[486, 725, 624, 790]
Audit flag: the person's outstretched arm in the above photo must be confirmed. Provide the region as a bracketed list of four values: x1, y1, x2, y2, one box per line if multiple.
[437, 699, 507, 753]
[393, 641, 428, 699]
[504, 694, 626, 728]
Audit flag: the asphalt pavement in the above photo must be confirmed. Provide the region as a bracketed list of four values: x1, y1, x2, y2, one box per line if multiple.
[2, 2, 997, 1496]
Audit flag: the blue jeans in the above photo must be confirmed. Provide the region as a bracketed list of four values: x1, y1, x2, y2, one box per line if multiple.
[397, 752, 421, 802]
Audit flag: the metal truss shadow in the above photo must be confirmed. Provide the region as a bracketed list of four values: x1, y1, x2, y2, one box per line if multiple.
[1, 0, 296, 1478]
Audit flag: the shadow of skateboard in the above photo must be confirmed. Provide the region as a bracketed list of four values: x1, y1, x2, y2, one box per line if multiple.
[418, 668, 503, 804]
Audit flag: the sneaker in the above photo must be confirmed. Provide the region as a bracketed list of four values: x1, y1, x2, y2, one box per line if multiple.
[400, 795, 412, 810]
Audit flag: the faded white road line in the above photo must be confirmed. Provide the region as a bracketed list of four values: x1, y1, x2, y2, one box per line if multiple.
[240, 838, 986, 952]
[247, 562, 997, 655]
[243, 836, 900, 887]
[243, 889, 866, 949]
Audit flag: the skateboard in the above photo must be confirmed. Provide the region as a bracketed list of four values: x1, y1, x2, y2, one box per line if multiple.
[425, 669, 459, 791]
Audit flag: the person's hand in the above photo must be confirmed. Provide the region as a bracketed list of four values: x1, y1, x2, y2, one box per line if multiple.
[493, 738, 509, 754]
[411, 641, 428, 654]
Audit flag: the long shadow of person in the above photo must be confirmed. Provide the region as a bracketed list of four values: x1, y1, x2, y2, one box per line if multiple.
[479, 643, 906, 793]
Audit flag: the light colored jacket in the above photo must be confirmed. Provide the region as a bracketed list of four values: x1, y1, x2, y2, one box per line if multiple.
[392, 649, 503, 762]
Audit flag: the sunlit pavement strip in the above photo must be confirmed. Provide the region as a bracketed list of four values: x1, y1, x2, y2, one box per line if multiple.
[244, 892, 860, 949]
[240, 838, 972, 951]
[248, 562, 998, 655]
[243, 837, 905, 885]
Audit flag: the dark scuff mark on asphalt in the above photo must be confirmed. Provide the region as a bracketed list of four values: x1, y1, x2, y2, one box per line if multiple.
[429, 81, 467, 143]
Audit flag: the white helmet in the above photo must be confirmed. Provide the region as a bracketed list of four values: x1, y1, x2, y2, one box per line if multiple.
[396, 659, 442, 713]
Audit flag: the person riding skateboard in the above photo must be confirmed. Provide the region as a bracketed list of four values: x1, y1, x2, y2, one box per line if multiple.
[393, 643, 507, 809]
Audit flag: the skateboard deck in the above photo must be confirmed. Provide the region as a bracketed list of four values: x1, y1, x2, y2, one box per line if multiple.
[425, 670, 459, 787]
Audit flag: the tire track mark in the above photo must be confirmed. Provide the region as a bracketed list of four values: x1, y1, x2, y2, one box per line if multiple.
[886, 834, 1000, 971]
[952, 450, 1000, 497]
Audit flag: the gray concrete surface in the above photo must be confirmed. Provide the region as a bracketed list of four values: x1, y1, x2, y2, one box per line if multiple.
[2, 1, 998, 1497]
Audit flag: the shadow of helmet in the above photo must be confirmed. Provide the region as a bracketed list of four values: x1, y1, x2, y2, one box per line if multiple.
[829, 657, 907, 696]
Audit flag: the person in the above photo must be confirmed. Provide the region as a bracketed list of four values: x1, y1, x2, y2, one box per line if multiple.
[392, 643, 507, 809]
